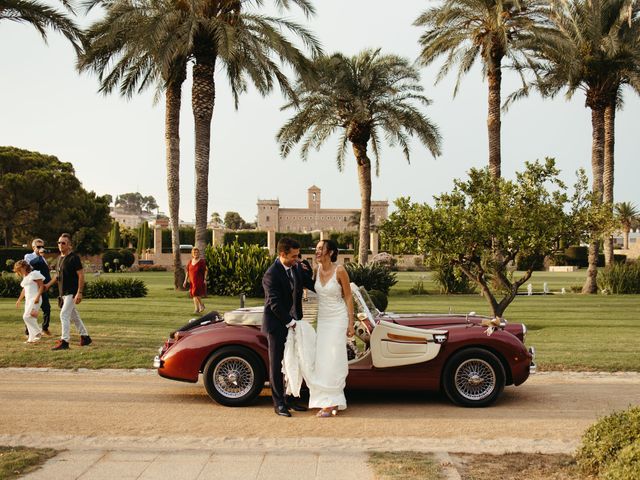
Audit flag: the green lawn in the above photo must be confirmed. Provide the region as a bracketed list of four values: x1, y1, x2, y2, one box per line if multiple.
[0, 270, 638, 371]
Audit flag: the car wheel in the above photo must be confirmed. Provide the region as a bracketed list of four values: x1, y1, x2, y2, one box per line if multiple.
[203, 346, 265, 407]
[442, 348, 505, 407]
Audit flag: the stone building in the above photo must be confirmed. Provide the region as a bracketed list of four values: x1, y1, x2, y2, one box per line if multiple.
[256, 185, 388, 233]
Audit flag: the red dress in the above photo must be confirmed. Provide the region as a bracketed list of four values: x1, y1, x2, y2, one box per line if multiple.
[187, 259, 207, 297]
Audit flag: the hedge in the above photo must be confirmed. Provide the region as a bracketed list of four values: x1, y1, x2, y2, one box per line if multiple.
[0, 248, 31, 272]
[223, 231, 267, 247]
[0, 275, 147, 299]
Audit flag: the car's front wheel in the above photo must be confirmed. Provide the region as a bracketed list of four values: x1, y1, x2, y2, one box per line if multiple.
[442, 348, 505, 407]
[203, 346, 265, 407]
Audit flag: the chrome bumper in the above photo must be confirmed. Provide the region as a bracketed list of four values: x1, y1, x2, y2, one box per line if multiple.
[153, 355, 163, 369]
[529, 346, 536, 374]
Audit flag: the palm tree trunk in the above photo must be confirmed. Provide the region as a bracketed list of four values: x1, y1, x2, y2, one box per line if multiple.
[582, 104, 605, 294]
[192, 52, 216, 256]
[623, 228, 630, 250]
[487, 57, 502, 179]
[166, 73, 186, 290]
[603, 101, 615, 265]
[352, 141, 371, 265]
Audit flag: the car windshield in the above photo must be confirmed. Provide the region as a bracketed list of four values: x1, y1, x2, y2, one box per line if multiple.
[350, 283, 379, 324]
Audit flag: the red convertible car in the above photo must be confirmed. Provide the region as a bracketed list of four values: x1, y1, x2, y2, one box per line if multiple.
[154, 285, 535, 408]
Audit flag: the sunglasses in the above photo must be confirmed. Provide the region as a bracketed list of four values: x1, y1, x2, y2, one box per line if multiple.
[36, 246, 45, 250]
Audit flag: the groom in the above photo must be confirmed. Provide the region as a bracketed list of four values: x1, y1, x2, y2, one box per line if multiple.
[262, 237, 314, 417]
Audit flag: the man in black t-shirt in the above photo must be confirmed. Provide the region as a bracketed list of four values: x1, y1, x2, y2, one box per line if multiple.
[47, 233, 92, 351]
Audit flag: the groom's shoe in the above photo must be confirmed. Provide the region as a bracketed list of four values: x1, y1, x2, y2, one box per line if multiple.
[286, 403, 308, 412]
[275, 405, 291, 417]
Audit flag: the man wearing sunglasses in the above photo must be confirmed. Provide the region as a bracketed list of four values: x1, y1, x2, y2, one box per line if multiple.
[46, 233, 91, 350]
[23, 238, 52, 336]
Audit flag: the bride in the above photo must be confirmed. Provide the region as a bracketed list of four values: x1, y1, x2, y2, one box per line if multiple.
[308, 239, 355, 417]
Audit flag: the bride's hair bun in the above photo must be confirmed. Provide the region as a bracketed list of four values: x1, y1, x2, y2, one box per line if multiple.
[323, 239, 339, 262]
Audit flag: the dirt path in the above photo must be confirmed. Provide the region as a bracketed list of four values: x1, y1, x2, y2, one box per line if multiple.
[1, 369, 638, 454]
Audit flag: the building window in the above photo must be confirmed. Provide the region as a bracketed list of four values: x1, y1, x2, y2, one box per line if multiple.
[266, 216, 270, 222]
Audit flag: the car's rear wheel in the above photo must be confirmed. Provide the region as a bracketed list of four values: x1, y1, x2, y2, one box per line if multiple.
[203, 346, 265, 407]
[442, 348, 505, 407]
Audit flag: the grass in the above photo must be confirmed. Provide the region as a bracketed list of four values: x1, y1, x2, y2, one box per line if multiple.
[368, 452, 442, 480]
[0, 270, 638, 370]
[0, 446, 58, 480]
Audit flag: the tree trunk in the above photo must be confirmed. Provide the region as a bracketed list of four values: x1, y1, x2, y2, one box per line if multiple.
[3, 226, 12, 247]
[487, 55, 502, 180]
[603, 101, 615, 265]
[582, 104, 605, 294]
[166, 71, 186, 290]
[623, 228, 630, 250]
[353, 141, 371, 266]
[192, 52, 216, 256]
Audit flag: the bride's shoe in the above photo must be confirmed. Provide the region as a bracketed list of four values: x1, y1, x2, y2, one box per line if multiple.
[316, 408, 338, 418]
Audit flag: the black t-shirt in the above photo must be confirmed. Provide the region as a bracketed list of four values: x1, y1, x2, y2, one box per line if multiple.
[58, 252, 82, 295]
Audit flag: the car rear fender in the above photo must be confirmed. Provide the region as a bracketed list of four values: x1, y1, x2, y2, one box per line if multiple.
[441, 344, 513, 387]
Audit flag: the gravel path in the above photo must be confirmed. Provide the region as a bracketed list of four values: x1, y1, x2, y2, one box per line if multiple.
[2, 369, 639, 455]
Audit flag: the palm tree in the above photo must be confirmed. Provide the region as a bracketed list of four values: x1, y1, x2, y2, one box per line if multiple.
[79, 0, 188, 289]
[179, 0, 321, 254]
[414, 0, 550, 179]
[602, 9, 640, 264]
[615, 201, 640, 249]
[0, 0, 83, 52]
[508, 0, 640, 292]
[277, 49, 442, 265]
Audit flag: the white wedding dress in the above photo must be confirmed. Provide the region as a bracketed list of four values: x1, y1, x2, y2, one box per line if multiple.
[282, 265, 349, 411]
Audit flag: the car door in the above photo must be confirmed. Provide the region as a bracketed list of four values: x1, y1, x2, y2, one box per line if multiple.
[370, 320, 446, 368]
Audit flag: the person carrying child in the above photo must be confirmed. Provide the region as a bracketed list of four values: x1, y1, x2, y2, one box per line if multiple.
[14, 260, 44, 343]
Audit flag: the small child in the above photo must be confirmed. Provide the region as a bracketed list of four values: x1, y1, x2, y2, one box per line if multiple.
[14, 260, 44, 343]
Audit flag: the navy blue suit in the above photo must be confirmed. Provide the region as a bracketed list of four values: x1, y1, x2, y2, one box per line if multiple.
[262, 258, 314, 407]
[29, 255, 51, 332]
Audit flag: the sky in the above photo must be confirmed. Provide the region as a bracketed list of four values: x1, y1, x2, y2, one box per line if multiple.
[1, 0, 639, 224]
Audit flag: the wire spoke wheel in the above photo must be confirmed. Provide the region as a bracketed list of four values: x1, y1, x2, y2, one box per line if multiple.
[454, 358, 496, 401]
[212, 356, 255, 399]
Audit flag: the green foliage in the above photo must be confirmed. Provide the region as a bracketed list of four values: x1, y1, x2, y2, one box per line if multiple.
[0, 273, 21, 297]
[328, 231, 358, 250]
[408, 281, 428, 295]
[205, 243, 274, 297]
[101, 249, 135, 272]
[576, 406, 640, 477]
[602, 441, 640, 480]
[429, 254, 475, 294]
[224, 211, 253, 230]
[136, 222, 151, 255]
[515, 253, 546, 271]
[223, 231, 267, 247]
[598, 263, 640, 294]
[367, 289, 388, 311]
[275, 232, 315, 249]
[0, 147, 111, 249]
[161, 228, 200, 252]
[344, 263, 397, 295]
[0, 248, 30, 272]
[381, 159, 592, 317]
[114, 192, 157, 214]
[85, 278, 148, 298]
[108, 221, 121, 249]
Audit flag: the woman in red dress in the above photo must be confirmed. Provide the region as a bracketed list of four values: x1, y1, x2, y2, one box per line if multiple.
[183, 247, 208, 313]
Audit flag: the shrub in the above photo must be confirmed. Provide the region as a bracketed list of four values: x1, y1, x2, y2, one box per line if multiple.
[0, 273, 21, 297]
[119, 249, 136, 268]
[223, 231, 267, 247]
[137, 264, 167, 272]
[576, 406, 640, 477]
[275, 232, 315, 248]
[367, 289, 388, 312]
[0, 248, 30, 272]
[344, 263, 397, 295]
[370, 252, 397, 270]
[429, 254, 474, 294]
[515, 252, 545, 271]
[598, 263, 640, 294]
[85, 278, 148, 298]
[102, 249, 136, 272]
[409, 281, 428, 295]
[602, 441, 640, 480]
[205, 242, 274, 297]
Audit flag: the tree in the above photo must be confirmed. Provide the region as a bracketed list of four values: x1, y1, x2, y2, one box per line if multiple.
[508, 0, 640, 292]
[415, 0, 550, 180]
[114, 192, 158, 214]
[380, 159, 592, 319]
[210, 211, 223, 227]
[0, 0, 83, 54]
[0, 146, 111, 249]
[224, 211, 250, 230]
[108, 221, 121, 249]
[278, 49, 442, 265]
[79, 0, 188, 289]
[615, 201, 640, 249]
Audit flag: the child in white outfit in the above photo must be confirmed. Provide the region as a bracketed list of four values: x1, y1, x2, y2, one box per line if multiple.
[14, 260, 44, 343]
